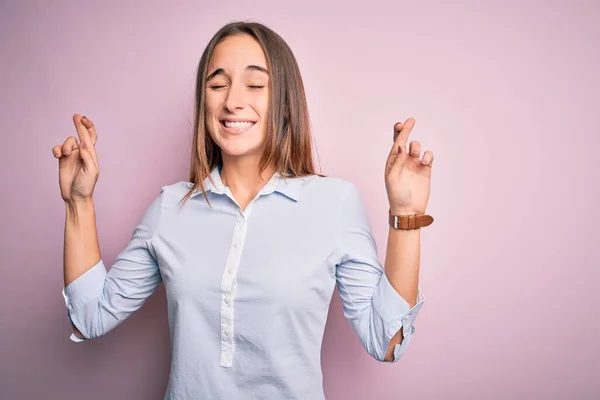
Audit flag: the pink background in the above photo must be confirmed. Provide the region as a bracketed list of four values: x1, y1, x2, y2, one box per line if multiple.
[1, 1, 599, 399]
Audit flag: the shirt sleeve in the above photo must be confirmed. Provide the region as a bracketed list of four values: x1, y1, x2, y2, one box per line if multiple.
[334, 182, 425, 363]
[61, 188, 165, 342]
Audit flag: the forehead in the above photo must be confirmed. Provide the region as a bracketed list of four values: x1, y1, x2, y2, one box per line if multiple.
[208, 34, 267, 72]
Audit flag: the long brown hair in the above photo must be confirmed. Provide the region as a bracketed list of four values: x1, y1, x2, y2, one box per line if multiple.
[181, 21, 323, 207]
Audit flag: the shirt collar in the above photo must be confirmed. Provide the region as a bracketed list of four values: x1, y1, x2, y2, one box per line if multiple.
[191, 165, 305, 202]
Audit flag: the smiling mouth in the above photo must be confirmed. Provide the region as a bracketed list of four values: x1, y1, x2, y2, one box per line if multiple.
[220, 120, 256, 134]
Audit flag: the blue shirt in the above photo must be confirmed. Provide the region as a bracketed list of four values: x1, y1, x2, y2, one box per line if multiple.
[62, 165, 425, 399]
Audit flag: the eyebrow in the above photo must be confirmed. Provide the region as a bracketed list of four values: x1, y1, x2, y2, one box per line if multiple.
[206, 65, 269, 81]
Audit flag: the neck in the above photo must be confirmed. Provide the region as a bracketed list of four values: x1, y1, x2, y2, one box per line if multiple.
[219, 154, 276, 206]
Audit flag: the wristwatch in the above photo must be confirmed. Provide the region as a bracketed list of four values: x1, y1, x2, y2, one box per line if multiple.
[389, 210, 434, 230]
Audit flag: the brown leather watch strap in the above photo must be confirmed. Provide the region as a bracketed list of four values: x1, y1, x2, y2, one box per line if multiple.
[389, 211, 434, 230]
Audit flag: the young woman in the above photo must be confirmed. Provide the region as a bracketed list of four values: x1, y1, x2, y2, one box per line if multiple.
[53, 21, 434, 400]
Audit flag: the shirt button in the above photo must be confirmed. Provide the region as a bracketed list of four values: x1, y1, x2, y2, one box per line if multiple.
[224, 296, 231, 305]
[224, 328, 231, 336]
[227, 268, 233, 275]
[233, 242, 239, 249]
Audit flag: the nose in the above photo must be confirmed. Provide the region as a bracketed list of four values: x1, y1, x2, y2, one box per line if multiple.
[225, 82, 246, 112]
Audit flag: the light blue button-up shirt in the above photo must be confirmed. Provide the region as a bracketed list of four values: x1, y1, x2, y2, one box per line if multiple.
[62, 165, 425, 399]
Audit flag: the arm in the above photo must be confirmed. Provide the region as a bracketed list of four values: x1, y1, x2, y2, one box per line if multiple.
[55, 114, 163, 341]
[380, 117, 434, 360]
[62, 191, 164, 341]
[382, 226, 421, 361]
[334, 182, 424, 363]
[63, 199, 102, 339]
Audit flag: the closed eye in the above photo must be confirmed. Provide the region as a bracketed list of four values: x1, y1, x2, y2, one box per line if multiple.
[208, 85, 264, 90]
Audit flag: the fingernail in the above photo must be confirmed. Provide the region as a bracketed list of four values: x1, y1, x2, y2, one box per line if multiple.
[80, 142, 86, 150]
[82, 116, 87, 121]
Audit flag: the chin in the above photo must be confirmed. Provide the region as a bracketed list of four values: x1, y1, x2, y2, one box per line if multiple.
[218, 140, 264, 158]
[211, 125, 266, 158]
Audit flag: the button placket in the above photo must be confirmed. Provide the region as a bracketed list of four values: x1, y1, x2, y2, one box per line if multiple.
[219, 207, 251, 368]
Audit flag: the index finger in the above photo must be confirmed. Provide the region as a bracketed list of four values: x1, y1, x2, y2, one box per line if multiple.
[394, 117, 415, 146]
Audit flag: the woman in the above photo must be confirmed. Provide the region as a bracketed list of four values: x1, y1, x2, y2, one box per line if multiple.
[53, 21, 434, 399]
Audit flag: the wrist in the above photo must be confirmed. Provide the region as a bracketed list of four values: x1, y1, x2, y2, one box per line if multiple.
[65, 197, 95, 214]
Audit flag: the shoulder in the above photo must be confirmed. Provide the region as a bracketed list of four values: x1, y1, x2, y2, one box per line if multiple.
[297, 175, 362, 209]
[301, 174, 359, 197]
[151, 181, 195, 209]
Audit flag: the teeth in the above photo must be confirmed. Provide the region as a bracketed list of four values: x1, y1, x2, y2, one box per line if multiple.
[224, 121, 254, 129]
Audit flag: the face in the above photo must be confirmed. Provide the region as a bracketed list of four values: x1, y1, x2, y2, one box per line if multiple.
[204, 34, 270, 159]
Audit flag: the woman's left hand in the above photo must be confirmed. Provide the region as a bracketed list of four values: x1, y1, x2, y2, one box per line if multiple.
[385, 118, 434, 215]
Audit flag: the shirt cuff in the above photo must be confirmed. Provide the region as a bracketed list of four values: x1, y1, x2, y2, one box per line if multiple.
[372, 272, 425, 336]
[69, 332, 86, 343]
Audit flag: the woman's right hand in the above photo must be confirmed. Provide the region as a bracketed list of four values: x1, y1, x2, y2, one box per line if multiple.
[52, 114, 100, 204]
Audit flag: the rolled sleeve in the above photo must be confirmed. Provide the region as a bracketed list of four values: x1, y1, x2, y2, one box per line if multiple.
[334, 181, 425, 363]
[372, 272, 425, 362]
[62, 260, 107, 342]
[63, 259, 107, 309]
